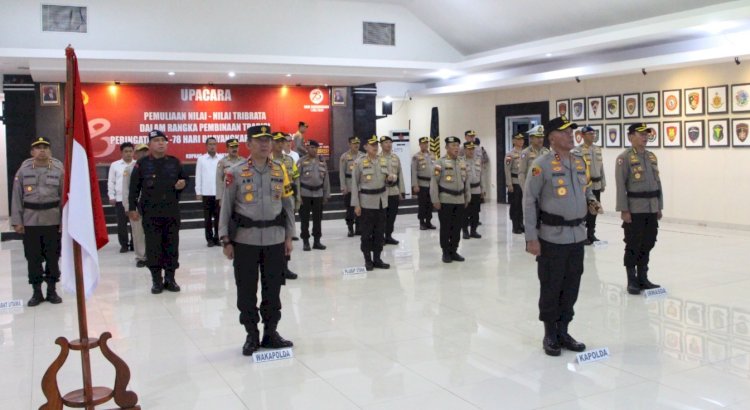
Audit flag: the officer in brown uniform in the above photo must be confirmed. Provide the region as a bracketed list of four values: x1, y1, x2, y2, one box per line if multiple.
[272, 132, 300, 280]
[219, 125, 295, 356]
[615, 123, 663, 295]
[380, 136, 405, 245]
[518, 125, 550, 189]
[11, 137, 64, 306]
[351, 136, 391, 271]
[505, 133, 525, 233]
[431, 136, 471, 263]
[297, 140, 330, 251]
[524, 116, 601, 356]
[412, 136, 437, 230]
[462, 141, 485, 239]
[572, 126, 606, 244]
[339, 136, 362, 237]
[216, 138, 246, 208]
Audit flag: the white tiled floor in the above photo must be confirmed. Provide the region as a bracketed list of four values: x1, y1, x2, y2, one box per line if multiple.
[1, 205, 750, 409]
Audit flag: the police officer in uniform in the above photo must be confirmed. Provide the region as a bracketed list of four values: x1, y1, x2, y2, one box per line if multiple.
[297, 140, 330, 251]
[505, 133, 525, 233]
[216, 138, 246, 208]
[381, 136, 405, 245]
[219, 125, 295, 355]
[272, 132, 300, 280]
[351, 136, 391, 271]
[572, 126, 606, 245]
[123, 144, 149, 268]
[339, 136, 362, 237]
[615, 123, 663, 295]
[128, 130, 188, 294]
[11, 137, 64, 306]
[462, 141, 485, 239]
[431, 136, 471, 263]
[411, 136, 436, 230]
[524, 116, 602, 356]
[292, 121, 308, 158]
[519, 125, 550, 189]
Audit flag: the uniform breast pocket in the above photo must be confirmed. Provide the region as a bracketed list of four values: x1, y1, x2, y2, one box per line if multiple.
[362, 169, 375, 182]
[144, 174, 157, 188]
[241, 183, 257, 203]
[22, 175, 38, 196]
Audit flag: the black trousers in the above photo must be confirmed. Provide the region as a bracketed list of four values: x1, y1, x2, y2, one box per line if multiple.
[465, 193, 481, 231]
[115, 202, 132, 248]
[299, 196, 323, 240]
[360, 206, 386, 254]
[509, 184, 523, 230]
[23, 225, 61, 285]
[343, 192, 358, 229]
[232, 242, 285, 331]
[142, 216, 180, 271]
[202, 195, 219, 242]
[622, 212, 658, 267]
[385, 195, 400, 236]
[585, 189, 601, 240]
[537, 239, 584, 323]
[438, 203, 464, 254]
[417, 186, 432, 224]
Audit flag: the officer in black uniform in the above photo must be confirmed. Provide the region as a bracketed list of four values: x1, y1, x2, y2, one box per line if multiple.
[128, 130, 188, 294]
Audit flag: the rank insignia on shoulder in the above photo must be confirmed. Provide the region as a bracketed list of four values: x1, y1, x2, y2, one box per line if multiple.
[531, 166, 542, 177]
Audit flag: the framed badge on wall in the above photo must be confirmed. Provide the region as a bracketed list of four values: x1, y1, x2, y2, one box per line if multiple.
[587, 96, 603, 120]
[642, 92, 660, 118]
[731, 118, 750, 147]
[646, 122, 661, 148]
[589, 124, 604, 147]
[555, 99, 569, 117]
[570, 98, 586, 121]
[707, 85, 728, 114]
[622, 93, 640, 119]
[605, 95, 621, 119]
[707, 119, 730, 147]
[684, 87, 705, 116]
[684, 120, 705, 148]
[662, 121, 682, 148]
[605, 124, 622, 148]
[731, 83, 750, 113]
[662, 89, 681, 117]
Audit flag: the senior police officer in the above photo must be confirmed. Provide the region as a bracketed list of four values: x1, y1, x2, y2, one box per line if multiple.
[519, 125, 550, 189]
[339, 136, 362, 237]
[297, 140, 330, 251]
[351, 136, 391, 271]
[219, 125, 296, 355]
[616, 123, 663, 295]
[572, 126, 606, 245]
[411, 136, 437, 230]
[216, 138, 246, 208]
[122, 144, 149, 268]
[431, 136, 471, 263]
[524, 116, 602, 356]
[128, 130, 188, 294]
[272, 132, 300, 280]
[381, 136, 405, 245]
[11, 137, 64, 306]
[505, 133, 525, 234]
[462, 141, 485, 239]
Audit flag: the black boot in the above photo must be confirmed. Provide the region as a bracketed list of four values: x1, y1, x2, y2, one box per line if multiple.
[284, 267, 298, 280]
[385, 236, 399, 245]
[28, 283, 45, 307]
[558, 321, 585, 352]
[347, 225, 355, 237]
[462, 228, 470, 239]
[543, 321, 561, 356]
[470, 229, 482, 238]
[45, 280, 62, 304]
[420, 222, 429, 231]
[303, 239, 311, 251]
[313, 239, 327, 250]
[150, 269, 164, 294]
[637, 265, 660, 290]
[626, 267, 641, 295]
[372, 252, 390, 269]
[163, 270, 181, 292]
[426, 222, 437, 230]
[442, 252, 452, 263]
[364, 252, 374, 271]
[242, 327, 260, 356]
[450, 252, 465, 262]
[261, 325, 294, 349]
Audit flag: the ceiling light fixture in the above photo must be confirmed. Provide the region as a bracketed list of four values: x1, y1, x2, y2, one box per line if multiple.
[168, 71, 175, 76]
[545, 53, 553, 57]
[383, 96, 393, 103]
[286, 74, 292, 77]
[228, 71, 236, 78]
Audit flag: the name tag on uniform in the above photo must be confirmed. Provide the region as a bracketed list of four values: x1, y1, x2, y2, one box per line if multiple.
[643, 287, 667, 300]
[576, 347, 610, 365]
[253, 347, 294, 363]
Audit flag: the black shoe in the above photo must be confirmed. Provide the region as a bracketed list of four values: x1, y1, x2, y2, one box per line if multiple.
[543, 322, 561, 356]
[164, 276, 181, 292]
[365, 261, 374, 271]
[128, 245, 134, 251]
[347, 229, 354, 237]
[136, 260, 147, 268]
[558, 322, 586, 352]
[28, 284, 45, 307]
[470, 231, 482, 238]
[590, 236, 600, 242]
[478, 221, 483, 226]
[583, 239, 593, 246]
[119, 246, 129, 253]
[303, 240, 311, 251]
[512, 228, 524, 234]
[373, 259, 390, 269]
[261, 331, 294, 349]
[626, 267, 641, 295]
[420, 223, 429, 231]
[385, 237, 399, 245]
[637, 266, 660, 290]
[354, 229, 362, 235]
[213, 238, 221, 246]
[151, 280, 164, 294]
[451, 252, 465, 262]
[442, 254, 452, 263]
[463, 230, 470, 239]
[284, 269, 298, 280]
[207, 241, 215, 248]
[313, 241, 327, 250]
[45, 282, 62, 304]
[427, 223, 437, 230]
[242, 333, 260, 356]
[292, 236, 299, 241]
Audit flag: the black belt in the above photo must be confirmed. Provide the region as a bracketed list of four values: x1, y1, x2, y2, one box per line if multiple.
[344, 173, 352, 178]
[360, 187, 386, 195]
[386, 177, 400, 187]
[591, 177, 602, 182]
[627, 190, 660, 198]
[417, 176, 431, 181]
[539, 211, 584, 227]
[300, 183, 323, 191]
[438, 186, 464, 196]
[511, 173, 519, 178]
[232, 212, 286, 228]
[23, 201, 59, 210]
[470, 182, 481, 188]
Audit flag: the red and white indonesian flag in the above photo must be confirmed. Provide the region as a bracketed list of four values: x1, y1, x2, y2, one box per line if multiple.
[61, 47, 109, 298]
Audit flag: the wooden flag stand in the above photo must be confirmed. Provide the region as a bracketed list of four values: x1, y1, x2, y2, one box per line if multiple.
[39, 46, 140, 410]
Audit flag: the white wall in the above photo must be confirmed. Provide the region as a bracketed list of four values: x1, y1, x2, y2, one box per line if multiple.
[377, 61, 750, 228]
[0, 0, 462, 62]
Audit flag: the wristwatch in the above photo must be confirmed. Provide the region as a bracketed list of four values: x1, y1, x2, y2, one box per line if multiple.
[221, 238, 232, 247]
